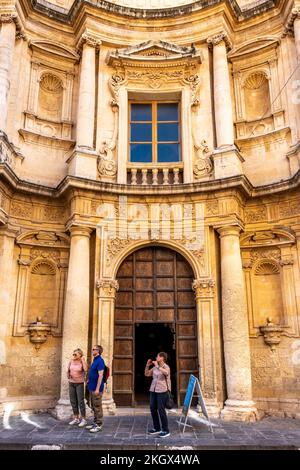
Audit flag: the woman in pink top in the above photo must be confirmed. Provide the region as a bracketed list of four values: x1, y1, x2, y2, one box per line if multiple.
[67, 348, 88, 427]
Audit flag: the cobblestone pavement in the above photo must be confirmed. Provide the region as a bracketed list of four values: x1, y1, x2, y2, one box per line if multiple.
[0, 411, 300, 450]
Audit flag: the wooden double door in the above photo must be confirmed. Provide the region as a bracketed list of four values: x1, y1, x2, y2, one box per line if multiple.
[113, 246, 199, 407]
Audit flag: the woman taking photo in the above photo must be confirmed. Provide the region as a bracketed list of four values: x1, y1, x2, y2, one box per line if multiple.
[144, 351, 171, 438]
[67, 348, 88, 427]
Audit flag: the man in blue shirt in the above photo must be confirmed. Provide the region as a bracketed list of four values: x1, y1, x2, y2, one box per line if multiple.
[86, 345, 105, 433]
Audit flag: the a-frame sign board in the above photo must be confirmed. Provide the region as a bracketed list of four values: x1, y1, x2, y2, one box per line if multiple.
[177, 374, 213, 433]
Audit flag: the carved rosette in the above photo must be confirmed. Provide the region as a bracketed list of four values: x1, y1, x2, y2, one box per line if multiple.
[192, 278, 215, 299]
[96, 279, 119, 298]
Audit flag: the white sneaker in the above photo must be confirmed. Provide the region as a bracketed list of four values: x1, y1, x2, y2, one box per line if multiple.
[69, 418, 80, 425]
[85, 424, 94, 430]
[89, 425, 102, 433]
[78, 419, 87, 428]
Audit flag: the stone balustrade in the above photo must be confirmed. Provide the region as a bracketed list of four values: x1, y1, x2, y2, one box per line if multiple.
[127, 165, 183, 185]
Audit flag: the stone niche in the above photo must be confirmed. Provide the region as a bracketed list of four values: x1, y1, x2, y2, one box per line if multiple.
[229, 38, 287, 139]
[13, 231, 70, 339]
[241, 229, 299, 339]
[19, 41, 79, 150]
[229, 37, 292, 184]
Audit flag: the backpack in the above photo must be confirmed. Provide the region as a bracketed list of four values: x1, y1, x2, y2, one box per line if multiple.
[103, 364, 110, 384]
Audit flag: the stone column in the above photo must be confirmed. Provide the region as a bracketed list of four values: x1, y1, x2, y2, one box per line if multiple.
[0, 14, 16, 133]
[76, 34, 99, 149]
[67, 33, 100, 179]
[208, 32, 234, 148]
[0, 229, 16, 400]
[207, 32, 244, 178]
[96, 279, 119, 415]
[55, 226, 92, 419]
[293, 9, 300, 62]
[217, 225, 257, 421]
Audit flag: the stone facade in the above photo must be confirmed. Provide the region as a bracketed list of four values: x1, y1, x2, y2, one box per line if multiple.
[0, 0, 300, 421]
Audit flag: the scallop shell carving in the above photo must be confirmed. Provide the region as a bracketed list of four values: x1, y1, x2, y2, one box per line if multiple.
[254, 261, 280, 275]
[40, 73, 63, 93]
[31, 261, 56, 275]
[244, 72, 267, 90]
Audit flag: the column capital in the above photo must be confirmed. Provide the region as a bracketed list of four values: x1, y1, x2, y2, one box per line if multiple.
[0, 12, 17, 24]
[283, 7, 300, 37]
[76, 32, 102, 53]
[0, 224, 19, 239]
[68, 225, 93, 238]
[207, 31, 232, 51]
[192, 278, 215, 299]
[216, 224, 243, 238]
[96, 279, 119, 298]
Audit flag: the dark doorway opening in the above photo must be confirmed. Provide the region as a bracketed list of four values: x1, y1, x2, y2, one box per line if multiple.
[134, 322, 177, 406]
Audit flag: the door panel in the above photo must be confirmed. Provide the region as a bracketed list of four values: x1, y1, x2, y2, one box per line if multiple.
[113, 246, 198, 407]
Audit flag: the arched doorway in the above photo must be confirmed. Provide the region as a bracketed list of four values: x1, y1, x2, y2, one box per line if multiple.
[113, 245, 199, 407]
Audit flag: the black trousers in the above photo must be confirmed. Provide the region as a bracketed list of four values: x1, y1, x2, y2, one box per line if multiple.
[150, 391, 169, 433]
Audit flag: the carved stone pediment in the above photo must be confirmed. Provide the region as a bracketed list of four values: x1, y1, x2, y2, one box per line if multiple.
[107, 40, 202, 99]
[107, 40, 202, 66]
[228, 37, 280, 60]
[240, 229, 295, 248]
[16, 231, 70, 249]
[29, 40, 79, 62]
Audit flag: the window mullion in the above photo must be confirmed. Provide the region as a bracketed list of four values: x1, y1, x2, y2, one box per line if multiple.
[153, 102, 157, 163]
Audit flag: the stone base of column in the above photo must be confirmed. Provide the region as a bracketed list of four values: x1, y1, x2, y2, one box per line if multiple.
[213, 145, 244, 179]
[52, 399, 73, 421]
[52, 397, 117, 421]
[221, 399, 258, 422]
[198, 398, 223, 418]
[67, 147, 98, 180]
[102, 397, 117, 415]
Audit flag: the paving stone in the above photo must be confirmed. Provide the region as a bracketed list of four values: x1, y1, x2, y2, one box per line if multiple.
[0, 413, 300, 449]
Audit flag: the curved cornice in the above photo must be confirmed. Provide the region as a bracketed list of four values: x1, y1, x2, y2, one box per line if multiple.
[29, 0, 278, 24]
[0, 161, 299, 200]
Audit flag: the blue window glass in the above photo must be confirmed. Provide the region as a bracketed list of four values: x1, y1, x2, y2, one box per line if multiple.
[157, 103, 179, 122]
[131, 123, 152, 142]
[157, 144, 180, 163]
[157, 123, 179, 142]
[131, 104, 152, 121]
[130, 143, 152, 163]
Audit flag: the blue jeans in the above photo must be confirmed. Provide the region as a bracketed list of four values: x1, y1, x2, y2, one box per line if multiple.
[150, 391, 169, 433]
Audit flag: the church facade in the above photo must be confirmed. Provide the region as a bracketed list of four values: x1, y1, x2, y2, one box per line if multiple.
[0, 0, 300, 422]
